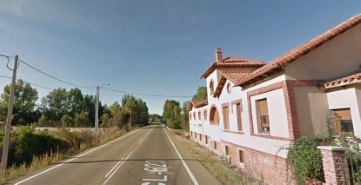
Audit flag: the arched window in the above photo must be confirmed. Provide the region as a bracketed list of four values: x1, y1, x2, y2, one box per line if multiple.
[210, 106, 220, 124]
[209, 80, 214, 94]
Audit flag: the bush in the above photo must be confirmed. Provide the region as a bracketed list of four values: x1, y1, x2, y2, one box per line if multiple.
[286, 136, 324, 185]
[11, 126, 69, 166]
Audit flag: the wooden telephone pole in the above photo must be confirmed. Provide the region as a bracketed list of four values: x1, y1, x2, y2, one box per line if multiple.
[1, 55, 19, 170]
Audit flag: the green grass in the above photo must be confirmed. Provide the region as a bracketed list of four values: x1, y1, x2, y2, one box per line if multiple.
[171, 129, 264, 185]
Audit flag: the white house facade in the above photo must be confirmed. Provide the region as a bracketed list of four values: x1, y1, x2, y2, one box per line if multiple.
[189, 13, 361, 184]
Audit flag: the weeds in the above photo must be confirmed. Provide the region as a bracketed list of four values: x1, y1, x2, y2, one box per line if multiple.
[0, 126, 128, 184]
[171, 129, 261, 185]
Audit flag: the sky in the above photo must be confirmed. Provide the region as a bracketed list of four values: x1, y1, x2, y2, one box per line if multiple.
[0, 0, 360, 114]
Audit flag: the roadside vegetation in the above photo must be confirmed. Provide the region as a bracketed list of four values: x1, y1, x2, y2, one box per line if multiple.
[171, 129, 263, 185]
[0, 126, 129, 184]
[0, 80, 150, 184]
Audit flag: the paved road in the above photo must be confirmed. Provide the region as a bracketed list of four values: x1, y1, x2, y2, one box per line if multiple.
[9, 124, 221, 185]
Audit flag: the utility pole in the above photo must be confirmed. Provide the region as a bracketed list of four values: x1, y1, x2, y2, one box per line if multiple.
[94, 83, 108, 135]
[1, 55, 19, 170]
[95, 85, 99, 135]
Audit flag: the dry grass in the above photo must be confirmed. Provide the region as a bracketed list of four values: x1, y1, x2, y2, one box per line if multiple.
[171, 129, 264, 185]
[0, 127, 129, 184]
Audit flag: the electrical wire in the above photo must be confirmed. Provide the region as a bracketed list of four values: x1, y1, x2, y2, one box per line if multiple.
[0, 75, 54, 90]
[1, 53, 192, 98]
[19, 59, 95, 89]
[0, 54, 14, 70]
[102, 87, 191, 98]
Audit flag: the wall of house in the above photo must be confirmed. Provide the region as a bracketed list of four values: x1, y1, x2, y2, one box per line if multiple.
[294, 86, 329, 136]
[189, 106, 207, 135]
[285, 23, 361, 81]
[249, 88, 289, 138]
[327, 87, 361, 137]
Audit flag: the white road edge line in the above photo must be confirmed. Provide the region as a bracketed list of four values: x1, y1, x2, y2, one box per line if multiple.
[14, 129, 142, 185]
[102, 129, 152, 185]
[163, 127, 199, 185]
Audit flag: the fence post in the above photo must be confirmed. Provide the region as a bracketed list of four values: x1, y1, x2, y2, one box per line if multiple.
[317, 146, 351, 185]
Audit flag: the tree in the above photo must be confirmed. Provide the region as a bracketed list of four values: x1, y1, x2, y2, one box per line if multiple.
[180, 101, 190, 130]
[67, 88, 84, 117]
[0, 80, 39, 125]
[74, 111, 90, 127]
[192, 86, 207, 100]
[83, 94, 95, 126]
[61, 114, 73, 127]
[109, 101, 121, 117]
[162, 100, 181, 128]
[121, 95, 149, 127]
[41, 88, 68, 122]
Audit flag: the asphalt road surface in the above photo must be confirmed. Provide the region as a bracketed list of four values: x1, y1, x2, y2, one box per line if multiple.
[9, 123, 221, 185]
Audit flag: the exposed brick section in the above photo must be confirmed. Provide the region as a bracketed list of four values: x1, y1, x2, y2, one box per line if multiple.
[221, 140, 291, 184]
[247, 80, 322, 141]
[318, 147, 351, 185]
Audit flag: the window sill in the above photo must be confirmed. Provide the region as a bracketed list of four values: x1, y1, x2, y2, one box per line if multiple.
[251, 133, 290, 141]
[223, 130, 244, 135]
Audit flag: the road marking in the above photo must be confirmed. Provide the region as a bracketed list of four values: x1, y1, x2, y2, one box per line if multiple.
[142, 160, 169, 184]
[105, 158, 125, 178]
[102, 129, 152, 185]
[14, 129, 142, 185]
[163, 127, 199, 185]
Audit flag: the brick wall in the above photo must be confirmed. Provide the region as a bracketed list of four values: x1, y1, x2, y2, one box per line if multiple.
[221, 140, 291, 184]
[318, 146, 351, 185]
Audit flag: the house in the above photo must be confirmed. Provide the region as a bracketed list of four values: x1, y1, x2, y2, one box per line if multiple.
[189, 13, 361, 184]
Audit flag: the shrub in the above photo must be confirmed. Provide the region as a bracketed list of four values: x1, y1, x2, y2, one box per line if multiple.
[11, 126, 68, 166]
[286, 136, 324, 185]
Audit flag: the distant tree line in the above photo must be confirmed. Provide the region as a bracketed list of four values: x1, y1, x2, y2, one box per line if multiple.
[0, 80, 149, 129]
[162, 86, 207, 130]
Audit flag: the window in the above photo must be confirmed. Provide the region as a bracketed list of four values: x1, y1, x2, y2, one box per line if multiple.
[210, 106, 220, 124]
[210, 80, 214, 94]
[239, 150, 244, 163]
[223, 105, 230, 130]
[333, 109, 353, 136]
[225, 145, 229, 156]
[204, 110, 208, 120]
[227, 83, 231, 94]
[193, 112, 196, 120]
[213, 141, 217, 150]
[236, 103, 242, 131]
[200, 134, 202, 141]
[256, 99, 270, 133]
[198, 112, 201, 120]
[205, 136, 208, 144]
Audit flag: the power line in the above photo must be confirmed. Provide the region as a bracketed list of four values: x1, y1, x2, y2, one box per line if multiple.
[0, 75, 53, 90]
[1, 53, 192, 98]
[19, 59, 95, 89]
[0, 54, 15, 70]
[102, 87, 191, 98]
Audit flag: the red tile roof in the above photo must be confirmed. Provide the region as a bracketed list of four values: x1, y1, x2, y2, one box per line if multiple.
[223, 72, 250, 84]
[201, 57, 264, 79]
[213, 71, 249, 98]
[324, 72, 361, 89]
[189, 99, 208, 110]
[236, 13, 361, 87]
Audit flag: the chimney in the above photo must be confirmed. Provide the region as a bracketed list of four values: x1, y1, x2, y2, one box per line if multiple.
[216, 48, 222, 63]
